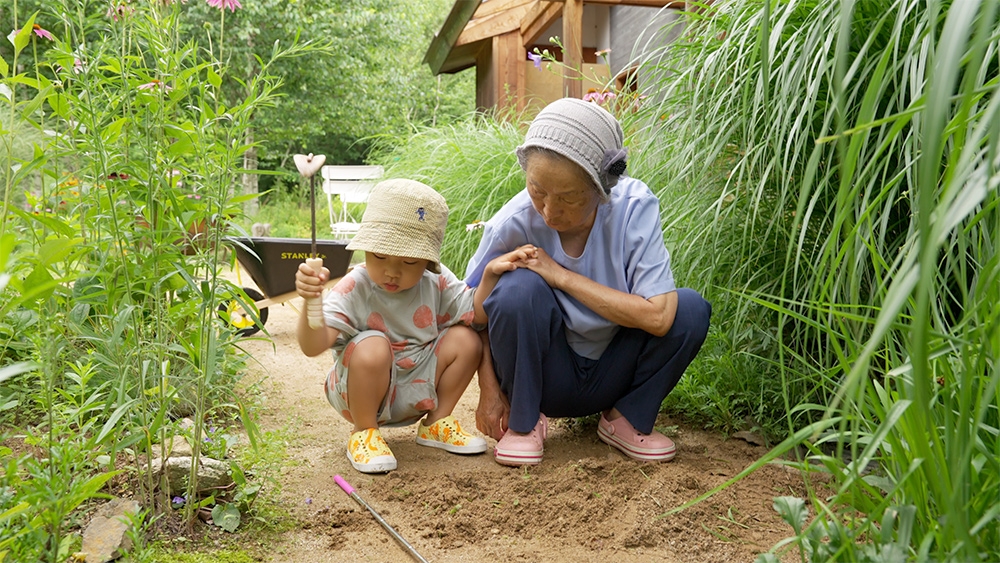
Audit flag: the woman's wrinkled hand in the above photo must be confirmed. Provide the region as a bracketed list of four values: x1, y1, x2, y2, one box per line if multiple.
[523, 246, 566, 288]
[476, 387, 510, 441]
[295, 261, 328, 299]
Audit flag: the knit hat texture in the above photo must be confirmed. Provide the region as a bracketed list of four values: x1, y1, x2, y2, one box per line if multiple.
[346, 179, 448, 274]
[516, 97, 627, 196]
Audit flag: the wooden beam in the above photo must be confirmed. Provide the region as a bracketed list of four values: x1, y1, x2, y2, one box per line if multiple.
[472, 0, 535, 19]
[457, 2, 535, 47]
[424, 0, 481, 74]
[521, 1, 563, 47]
[563, 0, 583, 98]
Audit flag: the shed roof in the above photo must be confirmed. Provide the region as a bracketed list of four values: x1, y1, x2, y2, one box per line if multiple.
[425, 0, 682, 75]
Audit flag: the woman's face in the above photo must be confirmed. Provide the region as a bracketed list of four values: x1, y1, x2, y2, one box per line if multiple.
[364, 252, 428, 293]
[524, 152, 600, 235]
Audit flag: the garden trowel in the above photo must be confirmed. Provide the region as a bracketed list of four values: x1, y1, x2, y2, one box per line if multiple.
[293, 152, 326, 329]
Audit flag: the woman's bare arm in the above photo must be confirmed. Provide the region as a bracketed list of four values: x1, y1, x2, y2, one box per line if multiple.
[525, 247, 677, 336]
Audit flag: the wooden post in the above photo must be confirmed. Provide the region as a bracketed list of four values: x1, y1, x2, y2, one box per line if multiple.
[492, 31, 525, 116]
[476, 47, 495, 111]
[562, 0, 583, 98]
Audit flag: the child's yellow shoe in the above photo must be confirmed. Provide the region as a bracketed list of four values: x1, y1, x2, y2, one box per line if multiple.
[347, 428, 397, 473]
[416, 415, 487, 454]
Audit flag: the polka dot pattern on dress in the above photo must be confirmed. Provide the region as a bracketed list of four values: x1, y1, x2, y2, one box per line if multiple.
[413, 305, 433, 329]
[332, 277, 355, 295]
[367, 312, 387, 332]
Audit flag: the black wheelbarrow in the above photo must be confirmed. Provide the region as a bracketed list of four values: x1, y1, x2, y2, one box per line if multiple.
[222, 236, 353, 336]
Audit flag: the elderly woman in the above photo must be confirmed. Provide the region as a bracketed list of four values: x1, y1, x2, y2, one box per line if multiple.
[465, 97, 712, 466]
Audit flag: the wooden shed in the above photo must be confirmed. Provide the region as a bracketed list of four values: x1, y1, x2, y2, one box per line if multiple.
[424, 0, 690, 115]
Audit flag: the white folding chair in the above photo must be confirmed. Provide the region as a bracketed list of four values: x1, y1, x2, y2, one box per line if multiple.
[320, 165, 383, 237]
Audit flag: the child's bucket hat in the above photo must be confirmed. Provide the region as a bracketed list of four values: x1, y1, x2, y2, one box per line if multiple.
[347, 179, 448, 273]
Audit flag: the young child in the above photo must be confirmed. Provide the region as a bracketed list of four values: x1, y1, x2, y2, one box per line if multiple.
[295, 178, 529, 474]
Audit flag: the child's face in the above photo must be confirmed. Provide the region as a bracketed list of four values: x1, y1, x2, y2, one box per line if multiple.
[365, 252, 429, 293]
[524, 152, 600, 235]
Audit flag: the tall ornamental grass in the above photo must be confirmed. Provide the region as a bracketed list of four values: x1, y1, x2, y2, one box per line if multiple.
[632, 0, 998, 559]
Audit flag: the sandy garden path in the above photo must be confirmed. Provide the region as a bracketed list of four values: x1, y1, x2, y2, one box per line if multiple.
[240, 293, 804, 563]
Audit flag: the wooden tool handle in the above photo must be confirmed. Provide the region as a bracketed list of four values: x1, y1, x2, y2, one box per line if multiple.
[305, 257, 325, 329]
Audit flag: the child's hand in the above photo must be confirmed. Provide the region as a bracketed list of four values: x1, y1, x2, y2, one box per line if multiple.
[486, 244, 537, 276]
[295, 261, 329, 299]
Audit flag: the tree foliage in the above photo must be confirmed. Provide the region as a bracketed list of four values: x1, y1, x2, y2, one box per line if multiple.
[175, 0, 473, 171]
[3, 0, 473, 172]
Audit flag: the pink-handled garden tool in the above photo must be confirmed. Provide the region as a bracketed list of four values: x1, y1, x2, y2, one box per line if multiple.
[292, 153, 326, 329]
[334, 474, 430, 563]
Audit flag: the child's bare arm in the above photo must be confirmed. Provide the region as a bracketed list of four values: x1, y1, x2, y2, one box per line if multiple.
[295, 261, 341, 356]
[473, 244, 536, 325]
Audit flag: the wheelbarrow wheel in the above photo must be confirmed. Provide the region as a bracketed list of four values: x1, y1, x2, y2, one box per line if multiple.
[220, 287, 268, 337]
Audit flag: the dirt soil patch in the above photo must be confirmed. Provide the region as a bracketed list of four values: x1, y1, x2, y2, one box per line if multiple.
[242, 293, 805, 563]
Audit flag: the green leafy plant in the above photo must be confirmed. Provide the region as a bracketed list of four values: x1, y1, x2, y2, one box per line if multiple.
[211, 503, 241, 533]
[1, 0, 330, 557]
[757, 496, 916, 563]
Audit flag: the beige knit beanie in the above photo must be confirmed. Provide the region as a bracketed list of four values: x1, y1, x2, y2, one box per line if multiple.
[346, 179, 448, 273]
[515, 97, 628, 197]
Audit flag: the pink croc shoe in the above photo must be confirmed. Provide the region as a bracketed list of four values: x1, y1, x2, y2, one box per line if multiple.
[494, 414, 548, 466]
[598, 413, 676, 462]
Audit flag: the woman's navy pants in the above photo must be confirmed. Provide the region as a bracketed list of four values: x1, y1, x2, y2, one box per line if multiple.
[483, 268, 712, 434]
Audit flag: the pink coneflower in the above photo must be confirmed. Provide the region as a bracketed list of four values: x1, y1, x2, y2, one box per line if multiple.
[138, 79, 172, 92]
[584, 90, 616, 104]
[107, 3, 135, 21]
[206, 0, 242, 11]
[32, 24, 55, 41]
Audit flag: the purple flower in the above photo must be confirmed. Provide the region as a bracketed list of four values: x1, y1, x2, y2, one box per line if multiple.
[172, 496, 186, 505]
[527, 52, 543, 70]
[32, 25, 55, 41]
[305, 497, 313, 505]
[206, 0, 242, 11]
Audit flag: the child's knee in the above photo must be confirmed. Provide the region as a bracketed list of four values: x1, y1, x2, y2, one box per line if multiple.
[445, 325, 483, 356]
[456, 325, 483, 350]
[346, 335, 393, 372]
